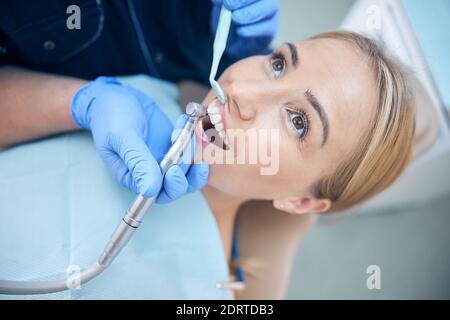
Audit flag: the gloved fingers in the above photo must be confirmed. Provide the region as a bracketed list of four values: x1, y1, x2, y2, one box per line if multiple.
[170, 114, 189, 143]
[236, 12, 279, 37]
[186, 162, 210, 193]
[111, 132, 163, 198]
[154, 112, 205, 203]
[100, 147, 138, 194]
[231, 0, 278, 25]
[156, 165, 189, 204]
[220, 0, 259, 10]
[129, 87, 160, 113]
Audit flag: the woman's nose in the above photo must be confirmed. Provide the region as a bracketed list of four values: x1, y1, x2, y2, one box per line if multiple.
[226, 80, 278, 121]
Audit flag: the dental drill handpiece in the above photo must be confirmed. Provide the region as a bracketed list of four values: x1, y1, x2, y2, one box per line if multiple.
[98, 102, 207, 267]
[0, 102, 206, 295]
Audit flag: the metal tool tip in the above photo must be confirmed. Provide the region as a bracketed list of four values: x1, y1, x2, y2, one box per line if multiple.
[186, 102, 206, 118]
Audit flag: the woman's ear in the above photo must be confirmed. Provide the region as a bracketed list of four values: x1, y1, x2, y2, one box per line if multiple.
[273, 196, 331, 215]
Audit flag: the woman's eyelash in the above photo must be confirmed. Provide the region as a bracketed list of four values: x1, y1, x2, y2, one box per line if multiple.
[286, 108, 310, 141]
[270, 50, 286, 78]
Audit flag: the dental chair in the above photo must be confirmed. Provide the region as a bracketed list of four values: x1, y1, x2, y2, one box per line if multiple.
[339, 0, 450, 213]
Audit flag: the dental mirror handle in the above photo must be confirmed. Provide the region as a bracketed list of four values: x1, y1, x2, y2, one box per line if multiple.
[209, 6, 231, 104]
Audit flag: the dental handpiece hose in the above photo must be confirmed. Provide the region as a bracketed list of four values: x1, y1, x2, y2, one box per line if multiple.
[0, 102, 206, 295]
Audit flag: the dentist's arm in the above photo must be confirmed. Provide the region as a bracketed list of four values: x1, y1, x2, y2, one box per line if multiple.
[0, 66, 208, 201]
[0, 65, 85, 149]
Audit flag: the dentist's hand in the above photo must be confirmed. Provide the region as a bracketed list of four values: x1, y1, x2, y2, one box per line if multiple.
[70, 76, 209, 202]
[210, 0, 279, 58]
[158, 114, 209, 204]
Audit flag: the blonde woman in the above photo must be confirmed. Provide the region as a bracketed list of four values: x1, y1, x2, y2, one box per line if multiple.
[191, 30, 415, 298]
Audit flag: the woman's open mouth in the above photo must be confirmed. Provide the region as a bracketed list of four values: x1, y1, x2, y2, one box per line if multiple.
[200, 99, 230, 150]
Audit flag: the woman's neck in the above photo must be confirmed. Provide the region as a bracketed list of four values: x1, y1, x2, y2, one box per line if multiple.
[201, 185, 247, 263]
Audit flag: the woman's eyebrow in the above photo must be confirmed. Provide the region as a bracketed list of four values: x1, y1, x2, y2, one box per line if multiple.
[305, 90, 329, 147]
[285, 42, 299, 68]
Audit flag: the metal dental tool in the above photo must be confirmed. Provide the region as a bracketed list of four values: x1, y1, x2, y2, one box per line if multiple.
[0, 102, 207, 295]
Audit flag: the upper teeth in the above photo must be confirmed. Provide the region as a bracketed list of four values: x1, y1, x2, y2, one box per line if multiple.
[208, 105, 219, 114]
[207, 102, 229, 147]
[210, 114, 221, 125]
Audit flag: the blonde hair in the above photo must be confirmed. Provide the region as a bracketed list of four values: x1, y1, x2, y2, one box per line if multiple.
[309, 31, 415, 212]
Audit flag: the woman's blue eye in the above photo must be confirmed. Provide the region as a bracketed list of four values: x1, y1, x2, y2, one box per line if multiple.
[270, 53, 285, 78]
[287, 110, 309, 139]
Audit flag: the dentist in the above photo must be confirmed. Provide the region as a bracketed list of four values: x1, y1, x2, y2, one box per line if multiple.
[0, 0, 279, 201]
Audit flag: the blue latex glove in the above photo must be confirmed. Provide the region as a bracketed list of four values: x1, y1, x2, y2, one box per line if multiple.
[210, 0, 279, 58]
[70, 76, 209, 202]
[156, 115, 209, 204]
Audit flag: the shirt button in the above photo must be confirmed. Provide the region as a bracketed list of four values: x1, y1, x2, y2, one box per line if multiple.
[43, 40, 56, 51]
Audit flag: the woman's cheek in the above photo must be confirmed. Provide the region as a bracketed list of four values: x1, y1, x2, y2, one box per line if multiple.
[205, 162, 261, 197]
[206, 153, 302, 199]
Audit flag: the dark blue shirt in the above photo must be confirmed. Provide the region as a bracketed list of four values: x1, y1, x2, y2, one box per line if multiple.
[0, 0, 239, 84]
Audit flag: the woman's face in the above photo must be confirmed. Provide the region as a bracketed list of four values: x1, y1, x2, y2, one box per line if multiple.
[195, 38, 376, 202]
